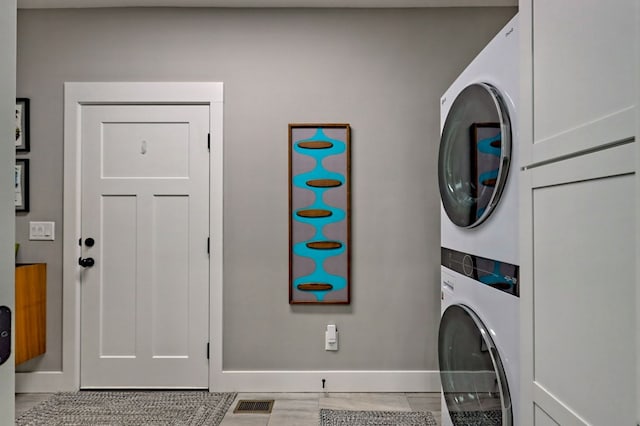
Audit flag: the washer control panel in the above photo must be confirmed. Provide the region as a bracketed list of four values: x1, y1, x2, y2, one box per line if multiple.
[441, 247, 519, 297]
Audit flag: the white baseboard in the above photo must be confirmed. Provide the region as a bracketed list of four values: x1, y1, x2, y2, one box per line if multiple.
[17, 370, 441, 394]
[211, 370, 441, 393]
[16, 371, 74, 393]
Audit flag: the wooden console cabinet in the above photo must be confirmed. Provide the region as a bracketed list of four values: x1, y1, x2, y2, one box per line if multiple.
[15, 263, 46, 365]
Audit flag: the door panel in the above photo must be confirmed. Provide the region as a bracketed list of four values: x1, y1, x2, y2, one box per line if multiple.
[101, 195, 137, 357]
[532, 0, 635, 145]
[80, 104, 209, 388]
[102, 122, 190, 178]
[533, 173, 635, 425]
[152, 195, 190, 357]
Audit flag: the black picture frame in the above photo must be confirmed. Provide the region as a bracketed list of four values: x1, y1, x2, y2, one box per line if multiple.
[15, 159, 29, 212]
[16, 98, 30, 153]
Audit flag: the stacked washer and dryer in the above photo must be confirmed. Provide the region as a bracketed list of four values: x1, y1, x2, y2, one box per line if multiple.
[437, 15, 519, 426]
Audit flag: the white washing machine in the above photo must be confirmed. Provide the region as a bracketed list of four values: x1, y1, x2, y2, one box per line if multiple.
[438, 14, 519, 426]
[439, 266, 518, 426]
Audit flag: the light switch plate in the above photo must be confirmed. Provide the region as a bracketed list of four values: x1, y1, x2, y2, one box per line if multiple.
[29, 221, 55, 241]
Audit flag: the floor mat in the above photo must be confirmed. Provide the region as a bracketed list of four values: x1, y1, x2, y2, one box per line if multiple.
[16, 391, 237, 426]
[320, 408, 437, 425]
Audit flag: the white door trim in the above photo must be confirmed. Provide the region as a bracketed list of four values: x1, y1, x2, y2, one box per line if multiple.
[16, 82, 223, 392]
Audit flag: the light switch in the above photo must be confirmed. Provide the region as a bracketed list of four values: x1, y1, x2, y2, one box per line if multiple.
[29, 221, 55, 241]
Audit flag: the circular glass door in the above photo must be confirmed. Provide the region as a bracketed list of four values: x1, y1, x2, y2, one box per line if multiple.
[438, 304, 512, 426]
[438, 83, 511, 228]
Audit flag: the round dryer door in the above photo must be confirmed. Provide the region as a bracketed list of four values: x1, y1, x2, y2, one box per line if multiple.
[438, 83, 511, 228]
[438, 304, 512, 426]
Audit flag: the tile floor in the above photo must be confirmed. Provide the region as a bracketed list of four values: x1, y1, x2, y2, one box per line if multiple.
[15, 393, 52, 418]
[16, 392, 442, 425]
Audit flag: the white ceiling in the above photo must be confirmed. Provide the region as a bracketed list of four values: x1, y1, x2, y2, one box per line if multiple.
[18, 0, 517, 9]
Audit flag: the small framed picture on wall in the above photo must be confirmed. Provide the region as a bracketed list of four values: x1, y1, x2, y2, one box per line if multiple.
[16, 98, 30, 152]
[15, 159, 29, 212]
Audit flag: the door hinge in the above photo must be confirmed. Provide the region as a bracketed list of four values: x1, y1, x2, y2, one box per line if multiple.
[207, 237, 210, 254]
[207, 133, 210, 151]
[206, 342, 210, 359]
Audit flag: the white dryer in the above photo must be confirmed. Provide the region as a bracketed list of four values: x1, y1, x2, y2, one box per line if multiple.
[439, 15, 519, 266]
[438, 14, 520, 426]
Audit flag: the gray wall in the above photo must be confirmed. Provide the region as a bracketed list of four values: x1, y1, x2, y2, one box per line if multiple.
[0, 0, 16, 418]
[16, 6, 516, 373]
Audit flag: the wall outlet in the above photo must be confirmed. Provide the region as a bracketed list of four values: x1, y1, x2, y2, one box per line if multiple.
[325, 324, 338, 351]
[29, 221, 55, 241]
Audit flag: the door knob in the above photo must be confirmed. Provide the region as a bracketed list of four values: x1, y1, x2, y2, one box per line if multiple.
[78, 257, 95, 268]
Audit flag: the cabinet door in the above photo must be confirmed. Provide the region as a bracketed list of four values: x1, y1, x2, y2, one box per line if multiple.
[520, 1, 639, 424]
[524, 143, 636, 426]
[530, 0, 636, 164]
[15, 264, 46, 365]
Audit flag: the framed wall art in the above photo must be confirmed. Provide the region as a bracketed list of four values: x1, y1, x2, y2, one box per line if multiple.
[289, 123, 351, 304]
[15, 159, 29, 212]
[16, 98, 30, 152]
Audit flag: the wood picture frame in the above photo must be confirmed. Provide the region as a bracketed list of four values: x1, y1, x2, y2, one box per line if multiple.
[15, 98, 30, 152]
[15, 159, 29, 212]
[289, 123, 351, 304]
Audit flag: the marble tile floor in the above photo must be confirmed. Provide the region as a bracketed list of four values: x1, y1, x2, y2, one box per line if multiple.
[16, 392, 442, 425]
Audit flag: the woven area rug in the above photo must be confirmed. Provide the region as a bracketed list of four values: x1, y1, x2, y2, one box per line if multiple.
[450, 409, 502, 425]
[16, 391, 237, 426]
[320, 409, 438, 425]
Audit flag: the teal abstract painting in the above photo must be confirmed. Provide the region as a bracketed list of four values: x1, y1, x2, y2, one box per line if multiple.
[289, 124, 351, 304]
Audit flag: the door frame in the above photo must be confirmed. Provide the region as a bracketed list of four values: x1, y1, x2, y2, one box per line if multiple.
[31, 82, 222, 392]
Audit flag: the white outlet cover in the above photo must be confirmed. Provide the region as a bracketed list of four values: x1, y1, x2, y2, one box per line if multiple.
[325, 330, 339, 351]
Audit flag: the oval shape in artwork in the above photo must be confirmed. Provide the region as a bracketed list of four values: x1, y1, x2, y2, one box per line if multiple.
[306, 241, 343, 250]
[296, 209, 332, 218]
[297, 283, 334, 291]
[297, 141, 333, 149]
[306, 179, 342, 188]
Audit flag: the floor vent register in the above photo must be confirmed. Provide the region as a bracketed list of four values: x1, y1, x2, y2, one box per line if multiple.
[233, 399, 275, 414]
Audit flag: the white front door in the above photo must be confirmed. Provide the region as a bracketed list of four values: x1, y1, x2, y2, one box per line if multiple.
[80, 104, 210, 388]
